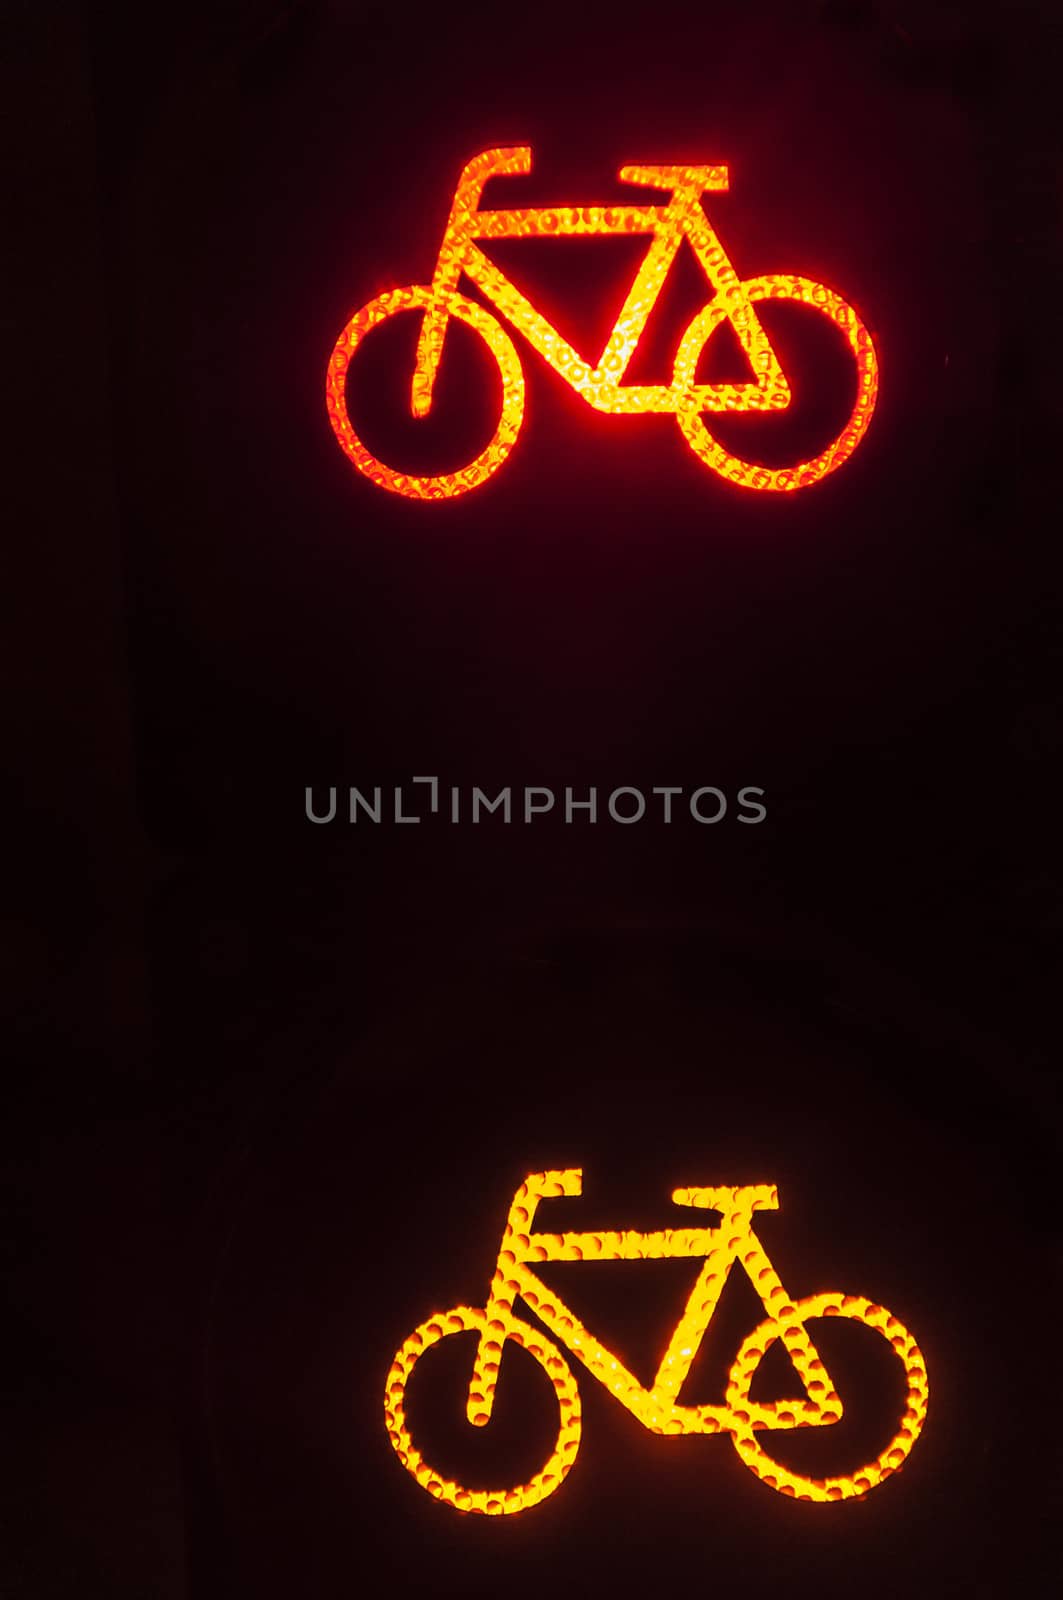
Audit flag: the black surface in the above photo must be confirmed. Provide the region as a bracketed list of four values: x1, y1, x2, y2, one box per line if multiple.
[6, 1, 1062, 1596]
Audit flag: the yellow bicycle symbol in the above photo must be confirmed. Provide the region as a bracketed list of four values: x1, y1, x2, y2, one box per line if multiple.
[385, 1168, 928, 1513]
[327, 147, 879, 500]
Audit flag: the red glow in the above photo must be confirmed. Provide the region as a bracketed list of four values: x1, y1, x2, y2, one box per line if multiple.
[327, 148, 878, 498]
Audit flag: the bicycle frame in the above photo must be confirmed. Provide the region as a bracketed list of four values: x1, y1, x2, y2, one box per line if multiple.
[412, 146, 791, 419]
[469, 1167, 837, 1437]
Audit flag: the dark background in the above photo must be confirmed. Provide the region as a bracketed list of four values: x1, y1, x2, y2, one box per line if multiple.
[5, 0, 1062, 1595]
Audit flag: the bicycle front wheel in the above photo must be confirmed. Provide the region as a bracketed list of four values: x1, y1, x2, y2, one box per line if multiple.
[673, 275, 878, 491]
[325, 287, 525, 500]
[725, 1292, 928, 1501]
[384, 1305, 582, 1514]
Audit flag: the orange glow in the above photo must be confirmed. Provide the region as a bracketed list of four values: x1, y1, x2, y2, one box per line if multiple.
[384, 1169, 928, 1513]
[326, 148, 879, 499]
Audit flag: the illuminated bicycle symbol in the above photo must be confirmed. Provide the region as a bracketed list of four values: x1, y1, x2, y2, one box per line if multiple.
[327, 147, 879, 500]
[385, 1168, 928, 1513]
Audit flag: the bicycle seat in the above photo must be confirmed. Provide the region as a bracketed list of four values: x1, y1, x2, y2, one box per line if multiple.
[672, 1184, 778, 1211]
[619, 163, 729, 192]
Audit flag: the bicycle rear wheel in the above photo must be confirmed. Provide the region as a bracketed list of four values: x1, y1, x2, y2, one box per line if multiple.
[384, 1305, 581, 1514]
[673, 275, 878, 491]
[725, 1292, 928, 1501]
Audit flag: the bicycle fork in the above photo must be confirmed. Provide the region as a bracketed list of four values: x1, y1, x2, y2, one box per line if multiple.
[409, 236, 464, 419]
[410, 148, 531, 418]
